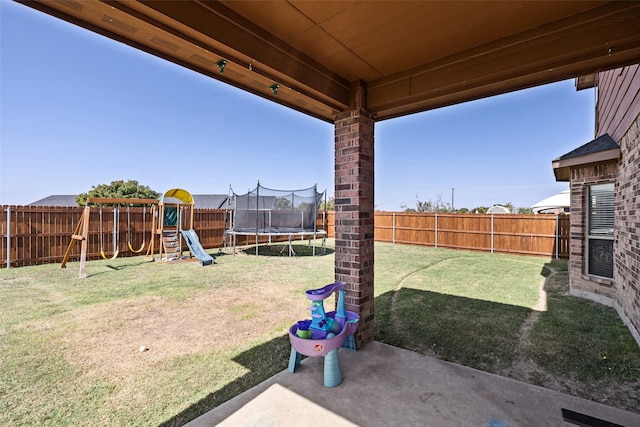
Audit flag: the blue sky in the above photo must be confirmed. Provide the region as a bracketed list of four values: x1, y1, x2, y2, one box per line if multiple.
[1, 1, 595, 211]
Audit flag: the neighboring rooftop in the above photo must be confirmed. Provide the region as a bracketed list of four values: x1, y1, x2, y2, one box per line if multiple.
[28, 194, 230, 209]
[532, 190, 570, 214]
[29, 195, 77, 207]
[192, 195, 231, 209]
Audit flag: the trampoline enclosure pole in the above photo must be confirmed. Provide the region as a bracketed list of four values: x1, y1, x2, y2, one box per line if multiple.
[255, 181, 259, 257]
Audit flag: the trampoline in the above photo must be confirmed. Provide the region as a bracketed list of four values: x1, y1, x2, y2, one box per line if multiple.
[223, 182, 327, 256]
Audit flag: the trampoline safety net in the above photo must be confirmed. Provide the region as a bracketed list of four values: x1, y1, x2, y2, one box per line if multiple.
[230, 183, 326, 234]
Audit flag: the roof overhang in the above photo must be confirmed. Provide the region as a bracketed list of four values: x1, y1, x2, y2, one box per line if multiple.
[552, 148, 621, 181]
[16, 1, 640, 123]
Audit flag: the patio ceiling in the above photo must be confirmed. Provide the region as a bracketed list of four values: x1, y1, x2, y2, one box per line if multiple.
[20, 0, 640, 122]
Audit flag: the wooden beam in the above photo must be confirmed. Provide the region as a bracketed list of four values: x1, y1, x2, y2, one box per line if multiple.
[368, 2, 640, 119]
[132, 0, 351, 107]
[78, 206, 90, 278]
[19, 0, 640, 122]
[20, 0, 346, 121]
[60, 209, 86, 269]
[86, 197, 158, 205]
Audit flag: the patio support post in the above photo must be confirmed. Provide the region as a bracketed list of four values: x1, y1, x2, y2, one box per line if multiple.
[334, 80, 375, 348]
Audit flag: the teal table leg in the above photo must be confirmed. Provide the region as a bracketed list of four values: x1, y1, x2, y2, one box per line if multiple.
[288, 346, 301, 373]
[342, 334, 356, 351]
[323, 333, 342, 388]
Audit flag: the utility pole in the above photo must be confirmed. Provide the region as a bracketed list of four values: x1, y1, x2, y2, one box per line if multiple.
[451, 188, 455, 212]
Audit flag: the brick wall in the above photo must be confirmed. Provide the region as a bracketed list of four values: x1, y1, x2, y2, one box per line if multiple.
[568, 113, 640, 346]
[334, 109, 375, 348]
[614, 114, 640, 343]
[568, 161, 618, 302]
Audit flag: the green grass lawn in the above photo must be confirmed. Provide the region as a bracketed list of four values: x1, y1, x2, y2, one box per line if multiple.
[374, 245, 545, 366]
[1, 240, 638, 426]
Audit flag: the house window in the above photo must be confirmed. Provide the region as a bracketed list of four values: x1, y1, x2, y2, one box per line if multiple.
[587, 183, 614, 278]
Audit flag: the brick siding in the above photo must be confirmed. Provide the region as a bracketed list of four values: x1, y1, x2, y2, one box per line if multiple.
[568, 113, 640, 345]
[615, 114, 640, 341]
[568, 161, 618, 299]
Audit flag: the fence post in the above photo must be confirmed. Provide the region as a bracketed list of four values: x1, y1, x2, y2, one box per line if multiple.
[490, 214, 494, 254]
[435, 212, 438, 248]
[323, 211, 326, 235]
[392, 212, 396, 244]
[555, 214, 559, 260]
[6, 206, 10, 268]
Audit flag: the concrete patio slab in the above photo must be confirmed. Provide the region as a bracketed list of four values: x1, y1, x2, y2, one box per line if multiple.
[185, 341, 640, 427]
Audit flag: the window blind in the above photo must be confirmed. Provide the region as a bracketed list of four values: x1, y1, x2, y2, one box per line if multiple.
[589, 183, 614, 237]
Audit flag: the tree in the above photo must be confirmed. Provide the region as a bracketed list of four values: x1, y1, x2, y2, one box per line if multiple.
[320, 196, 335, 211]
[400, 203, 417, 212]
[502, 202, 516, 213]
[275, 196, 294, 210]
[76, 180, 160, 206]
[490, 202, 534, 214]
[403, 194, 452, 213]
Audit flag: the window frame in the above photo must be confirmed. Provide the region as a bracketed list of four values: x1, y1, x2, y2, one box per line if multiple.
[586, 182, 614, 279]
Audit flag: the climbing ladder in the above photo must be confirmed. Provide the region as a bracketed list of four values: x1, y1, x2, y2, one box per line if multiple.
[161, 229, 182, 260]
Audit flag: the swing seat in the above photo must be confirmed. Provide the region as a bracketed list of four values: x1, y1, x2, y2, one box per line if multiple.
[128, 241, 145, 253]
[101, 249, 119, 260]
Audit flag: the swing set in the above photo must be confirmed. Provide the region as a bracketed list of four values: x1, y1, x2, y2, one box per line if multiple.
[61, 197, 158, 278]
[93, 205, 149, 259]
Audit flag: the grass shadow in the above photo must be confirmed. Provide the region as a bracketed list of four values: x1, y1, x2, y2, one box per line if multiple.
[529, 261, 640, 404]
[374, 265, 640, 412]
[528, 266, 640, 410]
[85, 260, 154, 277]
[374, 288, 531, 372]
[240, 243, 334, 257]
[158, 334, 291, 427]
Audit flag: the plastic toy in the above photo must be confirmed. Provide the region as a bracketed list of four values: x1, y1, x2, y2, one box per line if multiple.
[288, 282, 359, 387]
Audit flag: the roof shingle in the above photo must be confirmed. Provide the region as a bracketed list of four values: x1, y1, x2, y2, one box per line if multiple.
[554, 134, 619, 161]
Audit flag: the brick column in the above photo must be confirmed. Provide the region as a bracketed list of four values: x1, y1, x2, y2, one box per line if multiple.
[334, 108, 375, 348]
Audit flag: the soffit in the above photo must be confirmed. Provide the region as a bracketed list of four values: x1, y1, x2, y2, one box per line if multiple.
[18, 0, 640, 122]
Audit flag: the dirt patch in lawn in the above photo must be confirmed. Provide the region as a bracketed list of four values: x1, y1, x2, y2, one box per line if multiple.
[30, 285, 308, 378]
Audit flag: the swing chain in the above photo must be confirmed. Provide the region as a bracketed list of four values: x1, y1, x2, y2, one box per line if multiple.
[127, 205, 146, 253]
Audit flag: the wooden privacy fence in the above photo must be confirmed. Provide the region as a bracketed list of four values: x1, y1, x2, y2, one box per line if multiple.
[0, 206, 227, 268]
[374, 212, 569, 258]
[0, 206, 567, 268]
